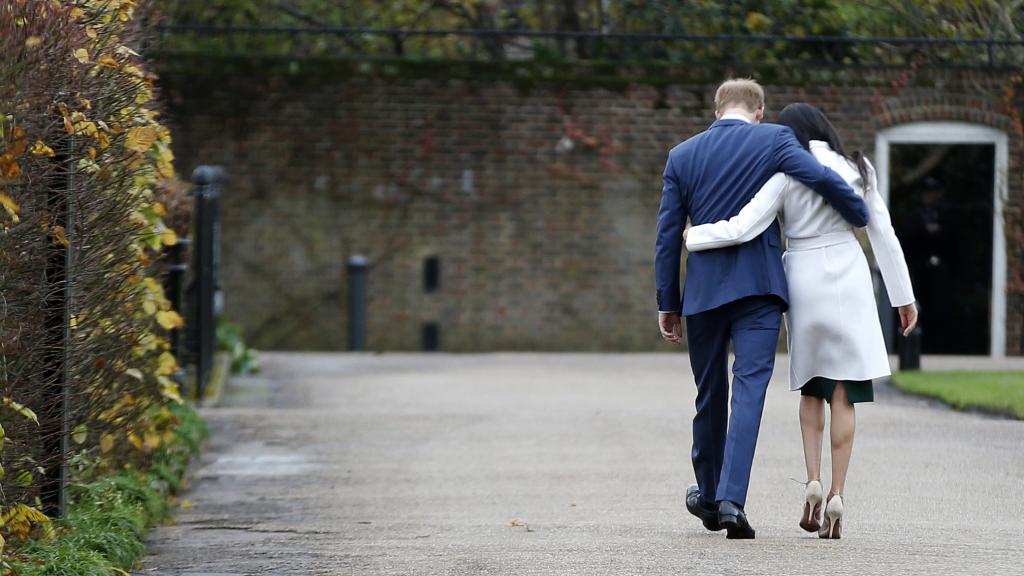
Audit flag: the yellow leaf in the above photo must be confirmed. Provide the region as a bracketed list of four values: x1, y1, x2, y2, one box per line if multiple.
[72, 423, 88, 444]
[25, 36, 42, 48]
[125, 126, 157, 152]
[158, 375, 183, 403]
[152, 201, 167, 216]
[1, 396, 38, 424]
[160, 228, 178, 246]
[74, 48, 90, 64]
[2, 503, 49, 540]
[96, 55, 120, 69]
[127, 431, 144, 450]
[1, 192, 20, 222]
[157, 351, 177, 376]
[125, 367, 144, 381]
[30, 140, 55, 157]
[100, 433, 115, 453]
[0, 422, 5, 452]
[144, 432, 161, 450]
[744, 11, 772, 32]
[179, 500, 193, 508]
[156, 309, 184, 330]
[143, 299, 157, 315]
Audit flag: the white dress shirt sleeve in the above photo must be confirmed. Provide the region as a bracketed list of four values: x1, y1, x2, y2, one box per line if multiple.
[862, 160, 916, 307]
[684, 173, 788, 252]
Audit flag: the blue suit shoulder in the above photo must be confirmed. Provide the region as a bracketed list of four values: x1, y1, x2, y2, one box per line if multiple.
[749, 122, 790, 138]
[667, 130, 707, 162]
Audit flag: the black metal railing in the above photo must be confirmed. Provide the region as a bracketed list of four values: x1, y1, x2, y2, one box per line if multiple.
[149, 25, 1024, 68]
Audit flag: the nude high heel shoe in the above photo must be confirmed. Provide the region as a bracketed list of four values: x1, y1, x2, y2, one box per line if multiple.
[819, 493, 844, 539]
[799, 480, 823, 532]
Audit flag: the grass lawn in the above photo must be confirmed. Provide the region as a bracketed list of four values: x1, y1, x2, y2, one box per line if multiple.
[892, 371, 1024, 419]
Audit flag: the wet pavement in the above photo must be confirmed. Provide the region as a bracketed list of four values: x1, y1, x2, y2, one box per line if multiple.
[138, 353, 1024, 575]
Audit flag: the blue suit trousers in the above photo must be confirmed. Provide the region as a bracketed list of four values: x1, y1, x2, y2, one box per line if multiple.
[686, 295, 782, 507]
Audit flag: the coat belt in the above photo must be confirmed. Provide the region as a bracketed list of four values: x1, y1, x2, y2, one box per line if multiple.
[785, 229, 858, 251]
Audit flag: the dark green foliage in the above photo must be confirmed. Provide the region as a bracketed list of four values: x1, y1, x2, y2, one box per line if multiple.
[151, 1, 1023, 66]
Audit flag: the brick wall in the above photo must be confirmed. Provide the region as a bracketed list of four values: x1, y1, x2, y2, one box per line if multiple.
[155, 57, 1024, 352]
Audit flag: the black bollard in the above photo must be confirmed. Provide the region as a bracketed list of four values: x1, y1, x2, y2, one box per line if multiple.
[899, 326, 922, 371]
[191, 165, 225, 400]
[347, 255, 369, 351]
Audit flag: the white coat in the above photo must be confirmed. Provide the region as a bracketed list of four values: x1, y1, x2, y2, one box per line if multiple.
[685, 140, 916, 389]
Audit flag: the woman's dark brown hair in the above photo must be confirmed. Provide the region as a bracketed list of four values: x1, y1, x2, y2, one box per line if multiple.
[777, 103, 870, 184]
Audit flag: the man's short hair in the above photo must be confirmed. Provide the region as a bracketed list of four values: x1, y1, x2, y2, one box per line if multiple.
[714, 79, 765, 113]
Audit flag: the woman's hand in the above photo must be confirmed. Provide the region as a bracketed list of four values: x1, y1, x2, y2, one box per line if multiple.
[898, 302, 918, 337]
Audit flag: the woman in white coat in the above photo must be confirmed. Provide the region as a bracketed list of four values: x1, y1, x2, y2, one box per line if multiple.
[684, 103, 918, 539]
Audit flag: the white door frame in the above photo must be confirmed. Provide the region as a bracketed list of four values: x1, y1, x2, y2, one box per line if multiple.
[874, 122, 1008, 358]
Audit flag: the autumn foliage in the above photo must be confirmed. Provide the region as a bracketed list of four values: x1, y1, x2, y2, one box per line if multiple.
[0, 0, 189, 557]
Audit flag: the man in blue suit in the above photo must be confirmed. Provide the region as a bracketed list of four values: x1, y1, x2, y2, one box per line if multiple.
[654, 79, 869, 539]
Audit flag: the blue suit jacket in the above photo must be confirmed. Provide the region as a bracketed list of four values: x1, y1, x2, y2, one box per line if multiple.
[655, 119, 869, 316]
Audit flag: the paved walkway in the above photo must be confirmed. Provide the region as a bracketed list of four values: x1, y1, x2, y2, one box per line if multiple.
[139, 353, 1024, 575]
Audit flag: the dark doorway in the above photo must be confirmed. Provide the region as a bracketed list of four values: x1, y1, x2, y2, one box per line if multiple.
[889, 144, 994, 355]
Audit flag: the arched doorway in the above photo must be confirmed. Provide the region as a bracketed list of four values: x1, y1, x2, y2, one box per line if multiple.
[874, 122, 1008, 357]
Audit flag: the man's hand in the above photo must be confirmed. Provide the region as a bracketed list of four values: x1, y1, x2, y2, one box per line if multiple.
[898, 302, 918, 337]
[659, 312, 683, 345]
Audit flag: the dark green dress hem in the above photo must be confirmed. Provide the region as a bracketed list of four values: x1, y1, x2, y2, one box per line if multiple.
[799, 377, 874, 404]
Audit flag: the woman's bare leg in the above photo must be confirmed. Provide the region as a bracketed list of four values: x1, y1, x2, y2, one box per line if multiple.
[799, 395, 825, 481]
[828, 382, 856, 495]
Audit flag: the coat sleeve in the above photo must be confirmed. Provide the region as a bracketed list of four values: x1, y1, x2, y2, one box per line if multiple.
[772, 128, 869, 227]
[862, 160, 916, 307]
[685, 173, 788, 252]
[654, 153, 688, 313]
